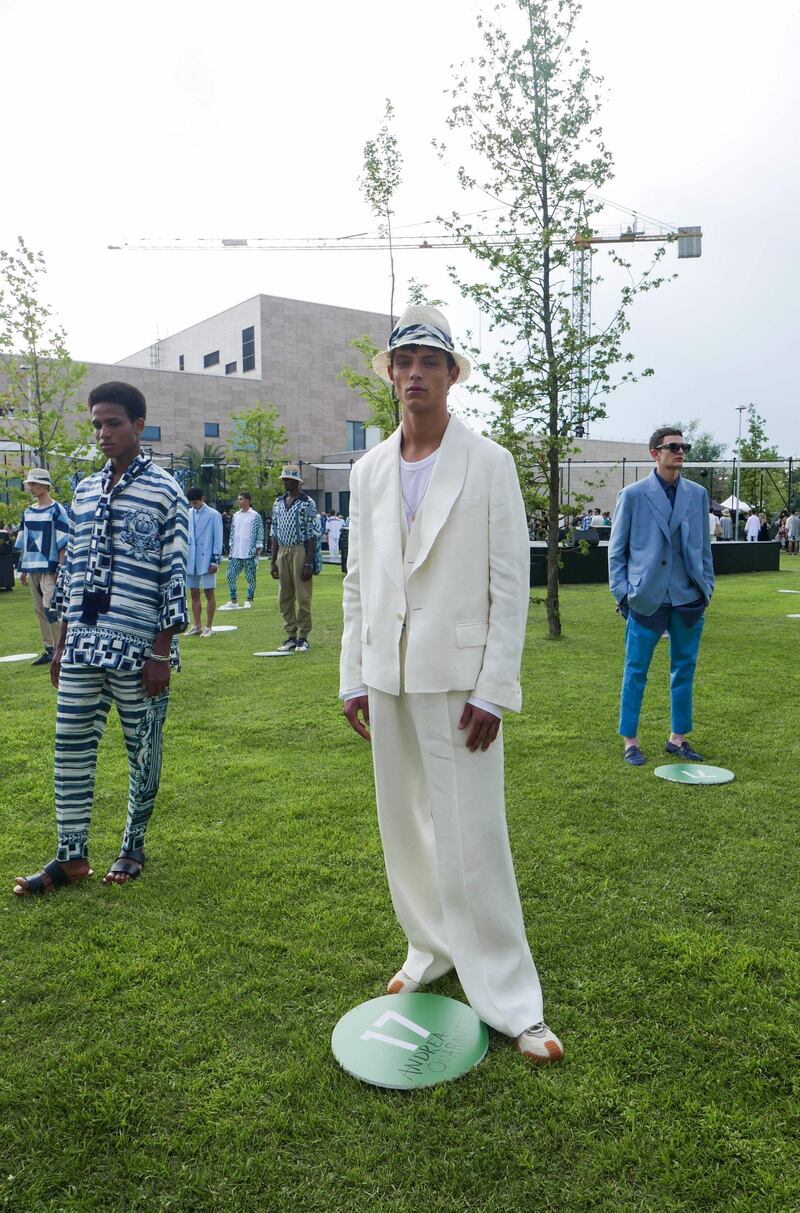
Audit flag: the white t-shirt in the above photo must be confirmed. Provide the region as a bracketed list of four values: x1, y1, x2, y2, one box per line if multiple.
[400, 450, 438, 529]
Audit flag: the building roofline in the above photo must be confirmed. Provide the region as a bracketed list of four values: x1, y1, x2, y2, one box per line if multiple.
[117, 292, 392, 363]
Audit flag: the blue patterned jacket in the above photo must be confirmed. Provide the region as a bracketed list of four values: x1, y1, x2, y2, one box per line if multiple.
[59, 460, 189, 672]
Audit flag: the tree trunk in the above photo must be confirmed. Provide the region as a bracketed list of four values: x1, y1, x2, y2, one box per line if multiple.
[529, 4, 561, 639]
[546, 421, 562, 640]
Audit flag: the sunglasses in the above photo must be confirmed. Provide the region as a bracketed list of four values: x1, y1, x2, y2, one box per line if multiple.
[656, 442, 692, 454]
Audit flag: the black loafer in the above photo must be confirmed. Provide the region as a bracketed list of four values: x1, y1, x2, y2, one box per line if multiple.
[665, 740, 704, 762]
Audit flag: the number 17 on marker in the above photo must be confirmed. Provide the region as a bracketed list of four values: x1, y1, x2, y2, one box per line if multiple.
[360, 1009, 431, 1052]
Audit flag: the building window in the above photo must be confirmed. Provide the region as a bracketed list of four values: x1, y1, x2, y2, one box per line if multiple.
[204, 422, 219, 438]
[242, 326, 255, 373]
[225, 361, 237, 375]
[178, 354, 185, 371]
[141, 425, 161, 441]
[203, 350, 220, 368]
[324, 492, 332, 513]
[346, 420, 366, 451]
[339, 491, 350, 518]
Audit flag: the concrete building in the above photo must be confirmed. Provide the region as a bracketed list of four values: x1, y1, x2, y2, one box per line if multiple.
[108, 292, 392, 512]
[0, 294, 390, 512]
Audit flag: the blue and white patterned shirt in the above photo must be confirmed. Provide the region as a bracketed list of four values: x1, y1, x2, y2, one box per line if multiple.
[271, 491, 317, 548]
[59, 459, 189, 672]
[15, 500, 70, 573]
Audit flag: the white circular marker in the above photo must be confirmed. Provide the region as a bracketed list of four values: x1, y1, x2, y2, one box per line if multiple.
[0, 653, 38, 663]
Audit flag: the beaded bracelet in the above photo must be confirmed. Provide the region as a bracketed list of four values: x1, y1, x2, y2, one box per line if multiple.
[146, 652, 171, 664]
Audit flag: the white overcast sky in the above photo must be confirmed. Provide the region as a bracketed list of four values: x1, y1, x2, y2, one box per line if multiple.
[1, 0, 798, 454]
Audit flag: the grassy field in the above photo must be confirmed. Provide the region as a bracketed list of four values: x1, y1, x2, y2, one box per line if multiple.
[1, 558, 799, 1212]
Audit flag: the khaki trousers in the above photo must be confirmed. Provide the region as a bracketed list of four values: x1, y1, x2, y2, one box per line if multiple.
[28, 572, 58, 648]
[277, 543, 313, 637]
[368, 686, 544, 1038]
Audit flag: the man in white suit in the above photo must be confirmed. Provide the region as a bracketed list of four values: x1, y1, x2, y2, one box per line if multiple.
[339, 305, 563, 1065]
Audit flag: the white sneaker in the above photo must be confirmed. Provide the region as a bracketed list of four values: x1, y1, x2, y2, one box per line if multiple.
[201, 627, 213, 637]
[242, 600, 253, 609]
[387, 969, 420, 995]
[184, 625, 201, 637]
[516, 1022, 564, 1065]
[219, 602, 240, 611]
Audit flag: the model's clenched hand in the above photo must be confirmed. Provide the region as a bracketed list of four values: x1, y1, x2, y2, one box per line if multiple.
[459, 702, 500, 752]
[343, 694, 371, 741]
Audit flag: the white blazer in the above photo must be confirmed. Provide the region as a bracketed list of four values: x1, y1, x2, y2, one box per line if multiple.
[339, 414, 530, 713]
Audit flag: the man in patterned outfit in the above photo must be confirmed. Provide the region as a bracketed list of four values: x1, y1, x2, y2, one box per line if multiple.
[270, 464, 318, 652]
[13, 381, 189, 895]
[220, 491, 265, 609]
[14, 467, 70, 665]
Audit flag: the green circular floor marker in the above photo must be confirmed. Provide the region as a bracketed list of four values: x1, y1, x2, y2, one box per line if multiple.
[332, 993, 488, 1089]
[654, 763, 734, 785]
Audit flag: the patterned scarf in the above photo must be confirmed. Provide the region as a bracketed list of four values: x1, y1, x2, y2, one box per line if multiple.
[80, 453, 152, 624]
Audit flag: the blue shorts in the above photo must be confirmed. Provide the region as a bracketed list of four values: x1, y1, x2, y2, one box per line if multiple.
[187, 572, 217, 590]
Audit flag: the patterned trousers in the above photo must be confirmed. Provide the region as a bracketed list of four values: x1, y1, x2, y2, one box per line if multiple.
[226, 557, 258, 601]
[55, 664, 169, 861]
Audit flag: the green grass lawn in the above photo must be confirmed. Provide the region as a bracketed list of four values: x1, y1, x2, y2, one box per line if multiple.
[2, 559, 799, 1212]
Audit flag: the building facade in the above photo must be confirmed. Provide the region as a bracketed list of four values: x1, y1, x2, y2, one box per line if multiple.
[111, 293, 392, 511]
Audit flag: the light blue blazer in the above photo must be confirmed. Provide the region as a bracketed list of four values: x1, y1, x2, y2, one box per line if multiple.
[608, 471, 714, 617]
[187, 504, 223, 576]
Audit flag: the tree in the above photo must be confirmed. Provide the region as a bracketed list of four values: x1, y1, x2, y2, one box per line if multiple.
[361, 99, 403, 328]
[441, 0, 673, 638]
[227, 403, 287, 515]
[339, 336, 397, 440]
[176, 440, 228, 501]
[736, 403, 785, 515]
[360, 100, 404, 432]
[0, 238, 93, 515]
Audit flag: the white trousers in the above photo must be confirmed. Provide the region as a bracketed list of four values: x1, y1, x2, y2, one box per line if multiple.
[368, 686, 543, 1037]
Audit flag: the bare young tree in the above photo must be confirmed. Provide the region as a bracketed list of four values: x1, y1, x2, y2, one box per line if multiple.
[361, 99, 403, 327]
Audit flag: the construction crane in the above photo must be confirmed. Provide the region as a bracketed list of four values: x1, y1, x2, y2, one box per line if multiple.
[109, 211, 701, 437]
[108, 224, 701, 255]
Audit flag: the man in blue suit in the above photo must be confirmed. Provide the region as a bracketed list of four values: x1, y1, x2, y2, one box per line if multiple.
[185, 486, 224, 637]
[609, 426, 714, 766]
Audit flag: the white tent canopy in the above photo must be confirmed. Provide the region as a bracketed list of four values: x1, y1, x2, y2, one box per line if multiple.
[720, 495, 753, 511]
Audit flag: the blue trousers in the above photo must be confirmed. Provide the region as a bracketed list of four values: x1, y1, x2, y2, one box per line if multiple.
[619, 611, 704, 738]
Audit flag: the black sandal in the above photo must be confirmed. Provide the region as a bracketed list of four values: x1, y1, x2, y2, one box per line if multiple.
[103, 848, 145, 883]
[13, 858, 92, 896]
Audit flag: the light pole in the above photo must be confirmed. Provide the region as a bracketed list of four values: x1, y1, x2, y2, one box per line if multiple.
[734, 405, 746, 540]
